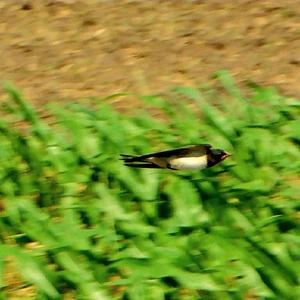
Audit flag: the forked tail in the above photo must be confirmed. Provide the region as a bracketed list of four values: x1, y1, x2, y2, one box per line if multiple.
[120, 154, 162, 168]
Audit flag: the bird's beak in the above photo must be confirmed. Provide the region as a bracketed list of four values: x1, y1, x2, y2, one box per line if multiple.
[222, 152, 231, 159]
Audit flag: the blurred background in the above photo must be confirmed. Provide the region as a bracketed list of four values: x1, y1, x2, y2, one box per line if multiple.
[0, 1, 299, 300]
[0, 0, 300, 104]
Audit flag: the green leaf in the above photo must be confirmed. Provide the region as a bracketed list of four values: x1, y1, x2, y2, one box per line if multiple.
[0, 245, 60, 299]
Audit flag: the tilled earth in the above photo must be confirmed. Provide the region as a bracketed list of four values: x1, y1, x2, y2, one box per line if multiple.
[0, 0, 300, 106]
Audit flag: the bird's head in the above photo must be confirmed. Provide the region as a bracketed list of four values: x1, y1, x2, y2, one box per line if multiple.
[207, 148, 231, 167]
[211, 149, 231, 160]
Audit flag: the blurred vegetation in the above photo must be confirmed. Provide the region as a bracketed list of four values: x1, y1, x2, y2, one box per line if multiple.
[0, 72, 299, 299]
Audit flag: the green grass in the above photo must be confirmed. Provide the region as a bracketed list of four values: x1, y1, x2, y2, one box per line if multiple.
[0, 71, 299, 299]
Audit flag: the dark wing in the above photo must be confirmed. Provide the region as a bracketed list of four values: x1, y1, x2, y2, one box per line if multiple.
[132, 144, 212, 159]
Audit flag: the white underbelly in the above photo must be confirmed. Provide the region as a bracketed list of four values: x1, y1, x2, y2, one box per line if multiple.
[170, 156, 207, 170]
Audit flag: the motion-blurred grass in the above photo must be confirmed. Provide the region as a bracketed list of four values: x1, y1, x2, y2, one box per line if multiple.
[0, 72, 299, 299]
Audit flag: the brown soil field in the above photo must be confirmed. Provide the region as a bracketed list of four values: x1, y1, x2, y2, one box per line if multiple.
[0, 0, 299, 106]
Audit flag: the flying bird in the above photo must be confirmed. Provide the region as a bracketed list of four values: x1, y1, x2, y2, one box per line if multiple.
[120, 144, 231, 170]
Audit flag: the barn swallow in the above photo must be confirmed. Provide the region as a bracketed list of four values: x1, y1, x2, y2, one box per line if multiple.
[121, 144, 231, 170]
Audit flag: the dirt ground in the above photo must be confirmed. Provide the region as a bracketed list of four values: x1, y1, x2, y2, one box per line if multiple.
[0, 0, 300, 107]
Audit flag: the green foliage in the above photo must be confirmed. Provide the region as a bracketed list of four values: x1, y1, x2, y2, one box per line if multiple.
[0, 72, 299, 299]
